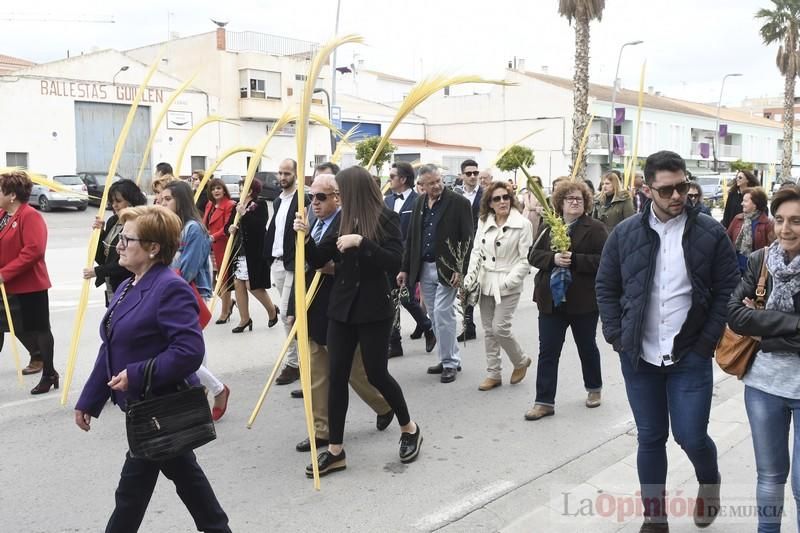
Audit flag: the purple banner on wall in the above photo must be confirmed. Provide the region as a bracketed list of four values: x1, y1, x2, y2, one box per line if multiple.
[699, 142, 710, 159]
[613, 134, 625, 155]
[614, 107, 626, 125]
[719, 124, 728, 138]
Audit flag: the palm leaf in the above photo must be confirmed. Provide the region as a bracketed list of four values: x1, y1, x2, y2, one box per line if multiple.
[569, 113, 595, 182]
[367, 74, 515, 169]
[491, 128, 545, 168]
[330, 124, 361, 165]
[175, 115, 240, 177]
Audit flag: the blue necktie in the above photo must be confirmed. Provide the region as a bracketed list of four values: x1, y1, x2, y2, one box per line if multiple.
[313, 220, 325, 243]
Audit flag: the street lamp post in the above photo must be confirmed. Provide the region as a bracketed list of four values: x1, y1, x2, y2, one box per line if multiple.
[112, 65, 129, 85]
[313, 88, 336, 155]
[713, 73, 742, 172]
[607, 40, 643, 170]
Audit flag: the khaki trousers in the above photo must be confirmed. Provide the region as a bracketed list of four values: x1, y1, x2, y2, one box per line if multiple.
[310, 340, 390, 439]
[479, 293, 527, 379]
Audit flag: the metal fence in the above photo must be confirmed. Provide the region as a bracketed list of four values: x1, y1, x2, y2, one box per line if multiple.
[226, 31, 320, 59]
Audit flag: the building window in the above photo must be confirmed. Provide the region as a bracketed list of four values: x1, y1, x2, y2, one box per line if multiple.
[6, 152, 28, 168]
[239, 70, 281, 100]
[295, 74, 324, 103]
[190, 156, 207, 174]
[314, 155, 327, 167]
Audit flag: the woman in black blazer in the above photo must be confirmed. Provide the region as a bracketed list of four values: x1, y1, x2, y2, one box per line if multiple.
[294, 166, 422, 476]
[82, 179, 146, 305]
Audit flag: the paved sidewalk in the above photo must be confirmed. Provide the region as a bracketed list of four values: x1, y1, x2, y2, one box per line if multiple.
[444, 374, 797, 532]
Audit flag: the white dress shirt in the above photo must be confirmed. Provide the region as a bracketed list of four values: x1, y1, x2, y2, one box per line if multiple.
[392, 188, 411, 213]
[640, 208, 692, 367]
[462, 186, 478, 206]
[271, 189, 295, 259]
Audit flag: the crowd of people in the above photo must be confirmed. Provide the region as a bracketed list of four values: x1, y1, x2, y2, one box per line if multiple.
[2, 149, 799, 531]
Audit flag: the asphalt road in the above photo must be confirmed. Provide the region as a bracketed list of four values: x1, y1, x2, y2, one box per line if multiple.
[0, 206, 734, 533]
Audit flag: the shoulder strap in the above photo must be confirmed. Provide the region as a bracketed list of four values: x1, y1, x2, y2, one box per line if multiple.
[754, 251, 769, 309]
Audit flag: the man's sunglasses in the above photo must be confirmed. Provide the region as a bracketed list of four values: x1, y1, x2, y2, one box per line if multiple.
[312, 192, 337, 202]
[649, 181, 690, 199]
[491, 194, 511, 202]
[687, 193, 700, 199]
[463, 171, 479, 177]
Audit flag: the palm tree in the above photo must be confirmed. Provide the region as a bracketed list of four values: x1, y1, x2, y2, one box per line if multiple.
[757, 0, 800, 181]
[558, 0, 605, 181]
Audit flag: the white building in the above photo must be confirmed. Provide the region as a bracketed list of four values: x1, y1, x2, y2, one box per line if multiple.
[0, 25, 335, 186]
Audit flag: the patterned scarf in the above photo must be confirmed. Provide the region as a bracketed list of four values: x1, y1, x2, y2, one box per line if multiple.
[765, 241, 800, 313]
[735, 211, 759, 256]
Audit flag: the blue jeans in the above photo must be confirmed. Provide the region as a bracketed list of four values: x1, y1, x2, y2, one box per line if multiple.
[534, 310, 602, 406]
[745, 385, 800, 533]
[419, 262, 460, 369]
[619, 351, 719, 519]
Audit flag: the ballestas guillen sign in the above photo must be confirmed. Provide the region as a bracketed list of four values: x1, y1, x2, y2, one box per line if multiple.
[40, 80, 165, 104]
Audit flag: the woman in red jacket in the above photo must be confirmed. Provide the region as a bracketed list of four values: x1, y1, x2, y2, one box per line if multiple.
[726, 187, 775, 274]
[203, 178, 236, 323]
[0, 170, 58, 394]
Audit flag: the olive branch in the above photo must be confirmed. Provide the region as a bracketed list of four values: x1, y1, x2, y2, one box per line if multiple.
[438, 238, 473, 345]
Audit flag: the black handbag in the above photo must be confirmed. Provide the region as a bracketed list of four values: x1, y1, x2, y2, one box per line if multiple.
[125, 358, 216, 461]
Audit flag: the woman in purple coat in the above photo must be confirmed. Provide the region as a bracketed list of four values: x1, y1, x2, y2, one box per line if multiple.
[74, 206, 230, 533]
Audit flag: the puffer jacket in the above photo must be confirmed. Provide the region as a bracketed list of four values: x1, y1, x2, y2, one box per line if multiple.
[592, 191, 635, 230]
[728, 246, 800, 354]
[596, 207, 739, 368]
[463, 209, 533, 303]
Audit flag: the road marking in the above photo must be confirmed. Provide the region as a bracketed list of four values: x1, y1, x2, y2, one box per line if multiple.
[0, 394, 59, 411]
[414, 479, 515, 531]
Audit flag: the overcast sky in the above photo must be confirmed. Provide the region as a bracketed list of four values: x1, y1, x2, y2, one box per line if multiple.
[1, 0, 786, 106]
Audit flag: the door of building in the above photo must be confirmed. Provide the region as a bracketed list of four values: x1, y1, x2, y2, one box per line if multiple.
[74, 102, 151, 181]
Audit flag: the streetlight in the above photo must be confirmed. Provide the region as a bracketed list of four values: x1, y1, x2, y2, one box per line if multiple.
[313, 87, 336, 154]
[607, 40, 643, 170]
[713, 73, 742, 172]
[112, 65, 129, 85]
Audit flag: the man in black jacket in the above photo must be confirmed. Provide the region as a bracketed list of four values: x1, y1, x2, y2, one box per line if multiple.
[596, 151, 739, 532]
[455, 159, 483, 342]
[287, 173, 393, 451]
[398, 164, 473, 383]
[387, 162, 435, 357]
[264, 158, 304, 385]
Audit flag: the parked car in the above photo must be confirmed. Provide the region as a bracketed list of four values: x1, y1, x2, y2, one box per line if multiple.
[215, 174, 243, 201]
[32, 174, 89, 212]
[693, 174, 724, 203]
[442, 174, 459, 189]
[255, 171, 280, 201]
[78, 172, 123, 208]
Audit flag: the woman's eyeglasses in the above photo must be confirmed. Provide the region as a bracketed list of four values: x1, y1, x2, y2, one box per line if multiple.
[491, 194, 511, 202]
[564, 196, 584, 205]
[687, 193, 700, 199]
[649, 181, 690, 199]
[118, 234, 151, 249]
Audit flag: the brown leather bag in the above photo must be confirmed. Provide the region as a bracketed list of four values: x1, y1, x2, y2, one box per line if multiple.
[716, 254, 769, 379]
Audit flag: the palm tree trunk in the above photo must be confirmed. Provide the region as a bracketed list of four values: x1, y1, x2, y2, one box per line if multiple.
[783, 71, 795, 181]
[571, 10, 590, 181]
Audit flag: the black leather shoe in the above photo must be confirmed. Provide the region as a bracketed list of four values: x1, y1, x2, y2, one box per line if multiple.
[427, 363, 461, 374]
[410, 324, 425, 339]
[399, 424, 422, 463]
[456, 328, 476, 342]
[639, 517, 669, 532]
[376, 410, 394, 431]
[440, 367, 457, 383]
[306, 449, 346, 477]
[694, 474, 721, 528]
[290, 389, 303, 399]
[388, 343, 403, 358]
[424, 329, 436, 353]
[296, 436, 330, 452]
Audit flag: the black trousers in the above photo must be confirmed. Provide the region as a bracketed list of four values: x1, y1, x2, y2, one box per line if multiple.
[327, 317, 411, 444]
[106, 451, 230, 533]
[389, 293, 431, 345]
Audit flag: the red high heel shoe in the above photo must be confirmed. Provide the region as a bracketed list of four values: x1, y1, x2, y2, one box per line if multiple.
[31, 371, 59, 395]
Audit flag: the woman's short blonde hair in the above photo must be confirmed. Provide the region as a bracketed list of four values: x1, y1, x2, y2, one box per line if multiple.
[118, 206, 182, 265]
[151, 175, 178, 195]
[551, 180, 593, 217]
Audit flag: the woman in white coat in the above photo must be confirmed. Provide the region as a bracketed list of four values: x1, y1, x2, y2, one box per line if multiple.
[463, 181, 534, 391]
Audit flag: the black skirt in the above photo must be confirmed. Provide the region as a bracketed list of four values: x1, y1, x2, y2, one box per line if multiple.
[0, 290, 51, 332]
